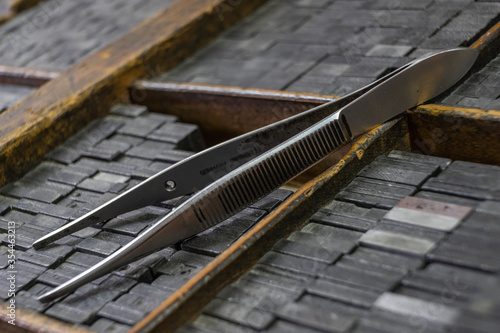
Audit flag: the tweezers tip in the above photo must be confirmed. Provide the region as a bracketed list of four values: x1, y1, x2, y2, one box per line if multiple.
[36, 295, 48, 303]
[32, 231, 60, 249]
[37, 285, 68, 302]
[32, 237, 47, 250]
[37, 291, 55, 303]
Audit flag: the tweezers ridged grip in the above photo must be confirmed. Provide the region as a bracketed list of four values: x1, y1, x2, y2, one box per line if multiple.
[190, 114, 350, 229]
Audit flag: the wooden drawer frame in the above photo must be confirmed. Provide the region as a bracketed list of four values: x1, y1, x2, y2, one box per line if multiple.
[0, 1, 499, 331]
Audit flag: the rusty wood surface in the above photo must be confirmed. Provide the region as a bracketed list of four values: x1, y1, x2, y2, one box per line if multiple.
[0, 305, 94, 333]
[9, 0, 43, 12]
[0, 65, 59, 87]
[131, 116, 409, 333]
[408, 105, 500, 165]
[0, 0, 43, 24]
[130, 81, 334, 144]
[0, 0, 269, 187]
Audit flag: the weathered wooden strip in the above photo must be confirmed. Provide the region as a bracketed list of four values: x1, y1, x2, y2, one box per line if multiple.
[0, 0, 44, 24]
[0, 305, 94, 333]
[408, 105, 500, 165]
[130, 81, 333, 144]
[471, 20, 500, 67]
[0, 0, 269, 186]
[0, 66, 58, 87]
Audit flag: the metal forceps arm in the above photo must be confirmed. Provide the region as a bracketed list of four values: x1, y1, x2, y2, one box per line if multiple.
[32, 58, 408, 249]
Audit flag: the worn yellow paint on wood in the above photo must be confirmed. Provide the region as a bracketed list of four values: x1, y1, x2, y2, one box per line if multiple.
[0, 0, 44, 24]
[408, 105, 500, 165]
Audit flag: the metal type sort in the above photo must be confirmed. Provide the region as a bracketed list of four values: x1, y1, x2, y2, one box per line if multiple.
[0, 0, 174, 71]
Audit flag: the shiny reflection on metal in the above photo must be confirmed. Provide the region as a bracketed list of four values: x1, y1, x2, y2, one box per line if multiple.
[165, 180, 176, 192]
[35, 48, 478, 301]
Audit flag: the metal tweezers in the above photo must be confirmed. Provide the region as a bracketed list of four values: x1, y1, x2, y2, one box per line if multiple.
[34, 47, 477, 301]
